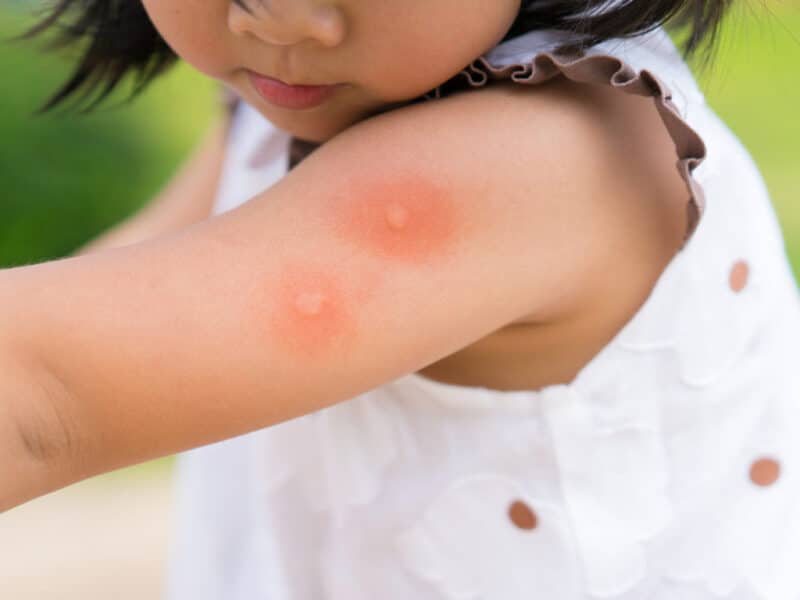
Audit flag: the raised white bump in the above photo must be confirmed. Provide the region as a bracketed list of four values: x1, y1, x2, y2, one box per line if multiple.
[294, 291, 325, 316]
[385, 202, 409, 230]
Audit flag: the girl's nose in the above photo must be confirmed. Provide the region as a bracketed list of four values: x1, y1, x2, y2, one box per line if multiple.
[228, 0, 346, 48]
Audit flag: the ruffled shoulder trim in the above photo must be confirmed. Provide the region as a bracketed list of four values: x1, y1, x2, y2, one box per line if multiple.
[423, 48, 707, 249]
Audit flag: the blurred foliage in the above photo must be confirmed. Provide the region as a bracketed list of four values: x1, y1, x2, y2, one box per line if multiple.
[688, 1, 800, 280]
[0, 7, 219, 267]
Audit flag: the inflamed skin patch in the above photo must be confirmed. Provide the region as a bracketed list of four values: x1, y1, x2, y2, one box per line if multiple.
[260, 173, 463, 361]
[324, 173, 462, 266]
[265, 260, 370, 360]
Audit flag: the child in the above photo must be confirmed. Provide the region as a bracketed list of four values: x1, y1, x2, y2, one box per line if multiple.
[5, 0, 800, 598]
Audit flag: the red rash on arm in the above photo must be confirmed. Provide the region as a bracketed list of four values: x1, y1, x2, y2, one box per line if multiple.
[266, 261, 367, 360]
[262, 174, 461, 360]
[326, 174, 461, 265]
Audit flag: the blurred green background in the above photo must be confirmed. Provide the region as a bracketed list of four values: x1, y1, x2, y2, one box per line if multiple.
[0, 3, 798, 483]
[0, 6, 220, 268]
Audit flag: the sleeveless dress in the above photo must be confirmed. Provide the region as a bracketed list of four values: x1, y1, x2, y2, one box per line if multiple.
[163, 26, 800, 600]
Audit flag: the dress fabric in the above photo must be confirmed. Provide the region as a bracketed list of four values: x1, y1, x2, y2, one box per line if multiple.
[163, 26, 800, 600]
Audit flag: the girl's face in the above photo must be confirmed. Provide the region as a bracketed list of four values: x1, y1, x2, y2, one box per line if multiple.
[140, 0, 521, 142]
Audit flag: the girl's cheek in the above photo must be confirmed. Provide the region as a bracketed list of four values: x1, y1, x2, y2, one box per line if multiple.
[140, 0, 233, 78]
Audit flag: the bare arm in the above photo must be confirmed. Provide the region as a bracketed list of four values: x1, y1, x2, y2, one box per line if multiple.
[72, 115, 229, 256]
[2, 114, 229, 511]
[0, 81, 686, 511]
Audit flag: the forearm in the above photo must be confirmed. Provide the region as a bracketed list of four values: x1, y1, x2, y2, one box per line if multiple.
[0, 118, 229, 508]
[71, 215, 165, 256]
[72, 205, 198, 256]
[0, 240, 234, 489]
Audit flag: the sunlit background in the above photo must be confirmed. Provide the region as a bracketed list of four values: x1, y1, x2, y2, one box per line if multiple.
[0, 1, 798, 599]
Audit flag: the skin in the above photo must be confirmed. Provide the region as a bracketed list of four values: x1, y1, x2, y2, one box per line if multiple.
[324, 172, 462, 265]
[270, 260, 361, 359]
[136, 0, 519, 358]
[139, 0, 522, 142]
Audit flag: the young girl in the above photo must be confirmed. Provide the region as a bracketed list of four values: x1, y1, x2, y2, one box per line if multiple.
[5, 0, 800, 598]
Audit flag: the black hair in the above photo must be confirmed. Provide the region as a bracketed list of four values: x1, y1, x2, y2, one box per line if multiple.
[14, 0, 735, 113]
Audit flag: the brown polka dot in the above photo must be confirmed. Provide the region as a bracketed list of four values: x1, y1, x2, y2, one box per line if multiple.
[729, 260, 749, 292]
[750, 457, 780, 486]
[508, 499, 537, 530]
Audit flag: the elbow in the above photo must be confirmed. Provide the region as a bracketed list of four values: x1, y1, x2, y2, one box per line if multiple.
[17, 360, 84, 468]
[3, 357, 87, 510]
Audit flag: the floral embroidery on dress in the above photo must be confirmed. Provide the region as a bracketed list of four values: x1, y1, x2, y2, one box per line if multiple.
[394, 474, 583, 599]
[540, 385, 673, 597]
[647, 337, 800, 599]
[256, 390, 421, 528]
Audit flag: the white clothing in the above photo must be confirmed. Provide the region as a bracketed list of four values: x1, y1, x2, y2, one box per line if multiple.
[164, 26, 800, 600]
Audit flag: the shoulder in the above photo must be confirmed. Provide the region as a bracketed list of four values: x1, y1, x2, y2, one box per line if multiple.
[316, 76, 690, 322]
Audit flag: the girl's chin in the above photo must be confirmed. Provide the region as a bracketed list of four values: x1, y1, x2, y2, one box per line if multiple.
[235, 82, 387, 142]
[266, 113, 342, 142]
[256, 105, 364, 142]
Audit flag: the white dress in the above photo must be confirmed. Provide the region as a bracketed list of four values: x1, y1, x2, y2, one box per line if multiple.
[163, 26, 800, 600]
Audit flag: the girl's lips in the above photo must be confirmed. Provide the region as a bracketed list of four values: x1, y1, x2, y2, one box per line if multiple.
[247, 71, 344, 110]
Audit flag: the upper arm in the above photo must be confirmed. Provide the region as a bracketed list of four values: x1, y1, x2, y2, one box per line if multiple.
[10, 79, 687, 482]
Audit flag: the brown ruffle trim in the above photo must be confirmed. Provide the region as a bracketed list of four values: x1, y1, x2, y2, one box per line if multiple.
[423, 50, 708, 248]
